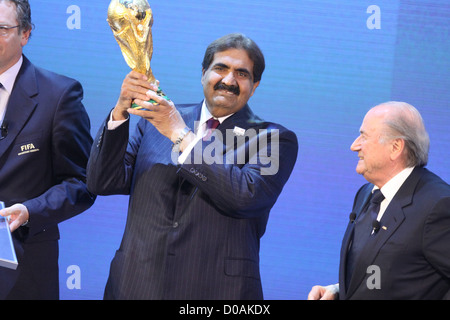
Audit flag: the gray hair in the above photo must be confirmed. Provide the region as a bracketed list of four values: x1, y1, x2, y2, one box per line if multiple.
[378, 101, 430, 167]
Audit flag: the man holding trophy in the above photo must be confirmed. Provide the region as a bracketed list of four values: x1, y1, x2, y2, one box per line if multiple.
[87, 0, 298, 299]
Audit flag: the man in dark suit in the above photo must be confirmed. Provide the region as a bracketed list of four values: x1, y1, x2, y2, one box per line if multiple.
[308, 101, 450, 300]
[0, 0, 95, 299]
[87, 33, 298, 299]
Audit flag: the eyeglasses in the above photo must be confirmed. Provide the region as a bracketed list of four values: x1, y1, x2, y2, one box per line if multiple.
[0, 25, 20, 37]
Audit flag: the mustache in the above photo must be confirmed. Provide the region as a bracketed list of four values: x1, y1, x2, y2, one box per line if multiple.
[214, 82, 240, 95]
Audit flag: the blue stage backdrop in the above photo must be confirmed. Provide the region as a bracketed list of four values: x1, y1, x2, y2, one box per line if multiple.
[22, 1, 449, 299]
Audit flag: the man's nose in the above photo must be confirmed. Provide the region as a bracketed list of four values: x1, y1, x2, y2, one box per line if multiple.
[350, 136, 361, 151]
[222, 71, 237, 85]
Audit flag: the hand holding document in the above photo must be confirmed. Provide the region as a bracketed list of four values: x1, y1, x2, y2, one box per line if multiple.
[0, 201, 18, 270]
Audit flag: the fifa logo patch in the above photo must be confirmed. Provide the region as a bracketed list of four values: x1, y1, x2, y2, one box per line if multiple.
[18, 143, 40, 156]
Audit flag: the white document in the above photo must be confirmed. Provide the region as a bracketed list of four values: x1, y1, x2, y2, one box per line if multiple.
[0, 201, 18, 270]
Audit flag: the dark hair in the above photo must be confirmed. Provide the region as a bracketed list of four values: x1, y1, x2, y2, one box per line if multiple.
[202, 33, 265, 83]
[3, 0, 33, 34]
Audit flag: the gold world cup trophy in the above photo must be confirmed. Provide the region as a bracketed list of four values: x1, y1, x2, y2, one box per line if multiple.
[107, 0, 169, 110]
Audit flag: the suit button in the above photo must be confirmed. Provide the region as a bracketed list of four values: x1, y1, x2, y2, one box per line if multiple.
[173, 222, 179, 228]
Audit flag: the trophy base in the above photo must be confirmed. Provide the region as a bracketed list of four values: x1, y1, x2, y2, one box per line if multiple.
[131, 87, 170, 110]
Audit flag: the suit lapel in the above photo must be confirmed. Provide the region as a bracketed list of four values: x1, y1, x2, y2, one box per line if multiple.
[346, 202, 406, 297]
[180, 102, 202, 132]
[340, 184, 372, 297]
[217, 104, 262, 133]
[346, 167, 424, 298]
[0, 57, 38, 159]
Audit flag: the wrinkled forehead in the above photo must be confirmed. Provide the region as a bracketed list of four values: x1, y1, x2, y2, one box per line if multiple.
[211, 48, 254, 71]
[360, 109, 387, 135]
[0, 1, 18, 24]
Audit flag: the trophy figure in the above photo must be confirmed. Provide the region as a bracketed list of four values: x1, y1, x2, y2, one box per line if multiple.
[107, 0, 169, 109]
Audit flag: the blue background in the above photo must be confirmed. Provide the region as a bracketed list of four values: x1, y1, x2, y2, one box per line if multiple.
[22, 0, 449, 299]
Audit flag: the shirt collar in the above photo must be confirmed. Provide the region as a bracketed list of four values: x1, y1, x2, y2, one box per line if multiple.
[373, 167, 415, 202]
[200, 100, 233, 126]
[0, 56, 23, 94]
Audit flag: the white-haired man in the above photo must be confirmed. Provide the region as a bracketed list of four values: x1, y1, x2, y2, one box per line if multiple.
[309, 101, 450, 300]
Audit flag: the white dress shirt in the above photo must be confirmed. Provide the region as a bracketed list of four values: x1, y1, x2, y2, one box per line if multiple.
[0, 56, 23, 122]
[176, 100, 232, 164]
[373, 166, 414, 221]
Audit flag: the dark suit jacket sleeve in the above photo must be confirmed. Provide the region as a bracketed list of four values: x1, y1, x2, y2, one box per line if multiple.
[178, 124, 298, 219]
[86, 114, 145, 195]
[423, 196, 450, 279]
[22, 80, 95, 236]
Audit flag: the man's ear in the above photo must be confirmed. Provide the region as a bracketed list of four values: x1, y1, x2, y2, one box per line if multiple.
[250, 81, 260, 98]
[390, 138, 405, 161]
[21, 28, 31, 47]
[201, 68, 206, 86]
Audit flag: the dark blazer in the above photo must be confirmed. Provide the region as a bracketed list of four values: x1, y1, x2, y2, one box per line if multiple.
[87, 102, 298, 299]
[339, 166, 450, 299]
[0, 56, 95, 299]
